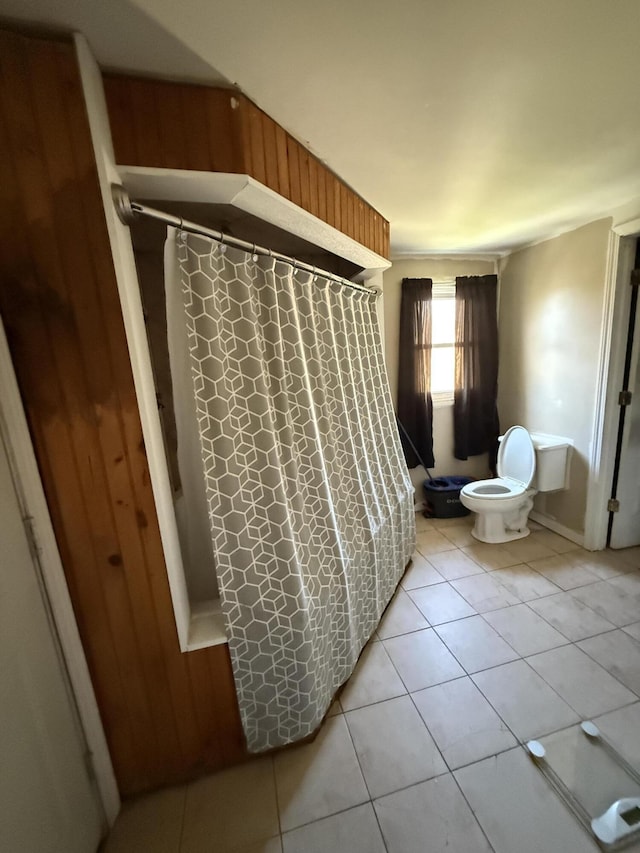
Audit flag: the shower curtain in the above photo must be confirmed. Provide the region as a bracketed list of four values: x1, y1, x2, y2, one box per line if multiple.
[166, 229, 415, 752]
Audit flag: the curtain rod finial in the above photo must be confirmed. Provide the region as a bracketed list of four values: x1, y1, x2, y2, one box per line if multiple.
[111, 184, 137, 225]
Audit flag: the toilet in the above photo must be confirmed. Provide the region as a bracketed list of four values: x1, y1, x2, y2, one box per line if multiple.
[460, 426, 572, 544]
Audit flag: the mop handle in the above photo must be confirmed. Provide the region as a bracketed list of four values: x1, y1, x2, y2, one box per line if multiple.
[395, 415, 435, 482]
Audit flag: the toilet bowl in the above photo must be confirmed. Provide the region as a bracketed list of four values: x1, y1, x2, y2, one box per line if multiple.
[460, 425, 538, 544]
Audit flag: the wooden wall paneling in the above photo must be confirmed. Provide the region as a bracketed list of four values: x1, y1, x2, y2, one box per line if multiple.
[204, 88, 243, 173]
[0, 89, 141, 785]
[325, 173, 336, 229]
[0, 31, 246, 795]
[55, 46, 210, 781]
[57, 44, 246, 788]
[178, 85, 213, 172]
[286, 135, 302, 207]
[261, 111, 279, 194]
[245, 100, 266, 185]
[308, 156, 319, 219]
[0, 33, 158, 786]
[298, 146, 311, 214]
[103, 75, 390, 258]
[101, 76, 138, 166]
[317, 165, 327, 223]
[27, 39, 178, 784]
[154, 81, 188, 169]
[274, 124, 290, 198]
[127, 78, 164, 169]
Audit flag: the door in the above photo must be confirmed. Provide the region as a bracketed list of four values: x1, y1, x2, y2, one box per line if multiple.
[0, 431, 103, 852]
[609, 241, 640, 549]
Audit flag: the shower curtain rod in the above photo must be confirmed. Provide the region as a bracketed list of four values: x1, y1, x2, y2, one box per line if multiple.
[111, 184, 378, 296]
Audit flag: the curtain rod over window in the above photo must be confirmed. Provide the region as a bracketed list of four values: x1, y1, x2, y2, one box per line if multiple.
[111, 185, 378, 297]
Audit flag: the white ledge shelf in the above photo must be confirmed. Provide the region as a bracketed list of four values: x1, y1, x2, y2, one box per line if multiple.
[116, 167, 391, 281]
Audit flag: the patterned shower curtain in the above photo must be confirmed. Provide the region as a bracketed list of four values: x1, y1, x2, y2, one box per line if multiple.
[168, 229, 415, 752]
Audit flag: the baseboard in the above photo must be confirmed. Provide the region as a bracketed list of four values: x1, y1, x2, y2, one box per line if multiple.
[530, 511, 585, 549]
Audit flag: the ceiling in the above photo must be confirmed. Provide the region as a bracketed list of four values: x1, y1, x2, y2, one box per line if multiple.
[3, 0, 640, 255]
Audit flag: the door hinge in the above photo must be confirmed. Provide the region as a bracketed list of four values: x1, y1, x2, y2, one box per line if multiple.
[618, 390, 633, 406]
[630, 269, 640, 288]
[608, 498, 620, 513]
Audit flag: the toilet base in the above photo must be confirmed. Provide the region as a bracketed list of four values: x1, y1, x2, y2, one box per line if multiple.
[470, 510, 532, 545]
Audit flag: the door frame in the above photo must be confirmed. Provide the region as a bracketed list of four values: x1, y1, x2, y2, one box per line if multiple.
[0, 319, 120, 826]
[584, 218, 640, 550]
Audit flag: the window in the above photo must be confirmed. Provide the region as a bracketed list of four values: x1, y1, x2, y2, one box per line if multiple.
[431, 280, 456, 404]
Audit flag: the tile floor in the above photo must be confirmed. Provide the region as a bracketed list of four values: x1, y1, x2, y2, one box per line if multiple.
[103, 514, 640, 853]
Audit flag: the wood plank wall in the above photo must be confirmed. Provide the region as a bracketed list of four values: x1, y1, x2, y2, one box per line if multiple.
[103, 74, 391, 258]
[0, 29, 245, 796]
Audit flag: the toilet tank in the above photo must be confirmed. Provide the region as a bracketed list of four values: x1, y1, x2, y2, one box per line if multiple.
[529, 433, 572, 492]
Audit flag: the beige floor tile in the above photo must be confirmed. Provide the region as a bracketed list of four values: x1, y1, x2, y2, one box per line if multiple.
[182, 758, 278, 853]
[377, 588, 430, 638]
[408, 583, 475, 625]
[415, 529, 457, 556]
[413, 677, 516, 769]
[608, 571, 640, 596]
[571, 580, 640, 626]
[455, 748, 600, 853]
[427, 549, 485, 580]
[570, 549, 637, 580]
[526, 644, 637, 718]
[502, 536, 556, 563]
[490, 563, 560, 601]
[578, 630, 640, 695]
[527, 553, 600, 590]
[435, 615, 519, 673]
[483, 603, 569, 656]
[400, 553, 445, 590]
[472, 659, 578, 740]
[383, 628, 464, 692]
[281, 803, 385, 853]
[624, 621, 640, 642]
[103, 785, 185, 853]
[274, 715, 368, 832]
[374, 774, 492, 853]
[528, 591, 615, 640]
[451, 573, 520, 612]
[531, 529, 581, 554]
[594, 702, 640, 772]
[346, 695, 446, 798]
[340, 640, 406, 711]
[462, 542, 520, 571]
[441, 525, 476, 548]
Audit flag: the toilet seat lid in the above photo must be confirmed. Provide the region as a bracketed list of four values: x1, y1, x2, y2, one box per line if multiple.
[497, 425, 536, 487]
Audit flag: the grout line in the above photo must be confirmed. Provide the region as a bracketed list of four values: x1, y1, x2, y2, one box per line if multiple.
[340, 706, 391, 853]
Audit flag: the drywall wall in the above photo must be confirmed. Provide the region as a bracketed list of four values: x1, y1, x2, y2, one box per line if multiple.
[383, 257, 495, 484]
[498, 218, 612, 536]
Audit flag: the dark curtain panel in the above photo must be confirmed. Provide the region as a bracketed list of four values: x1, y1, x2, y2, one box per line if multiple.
[397, 278, 435, 469]
[453, 275, 500, 471]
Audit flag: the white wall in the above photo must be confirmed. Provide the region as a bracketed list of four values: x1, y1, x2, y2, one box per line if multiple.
[383, 257, 496, 488]
[498, 218, 612, 536]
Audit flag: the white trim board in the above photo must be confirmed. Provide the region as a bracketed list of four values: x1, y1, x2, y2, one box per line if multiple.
[0, 320, 120, 826]
[584, 229, 639, 550]
[529, 511, 585, 549]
